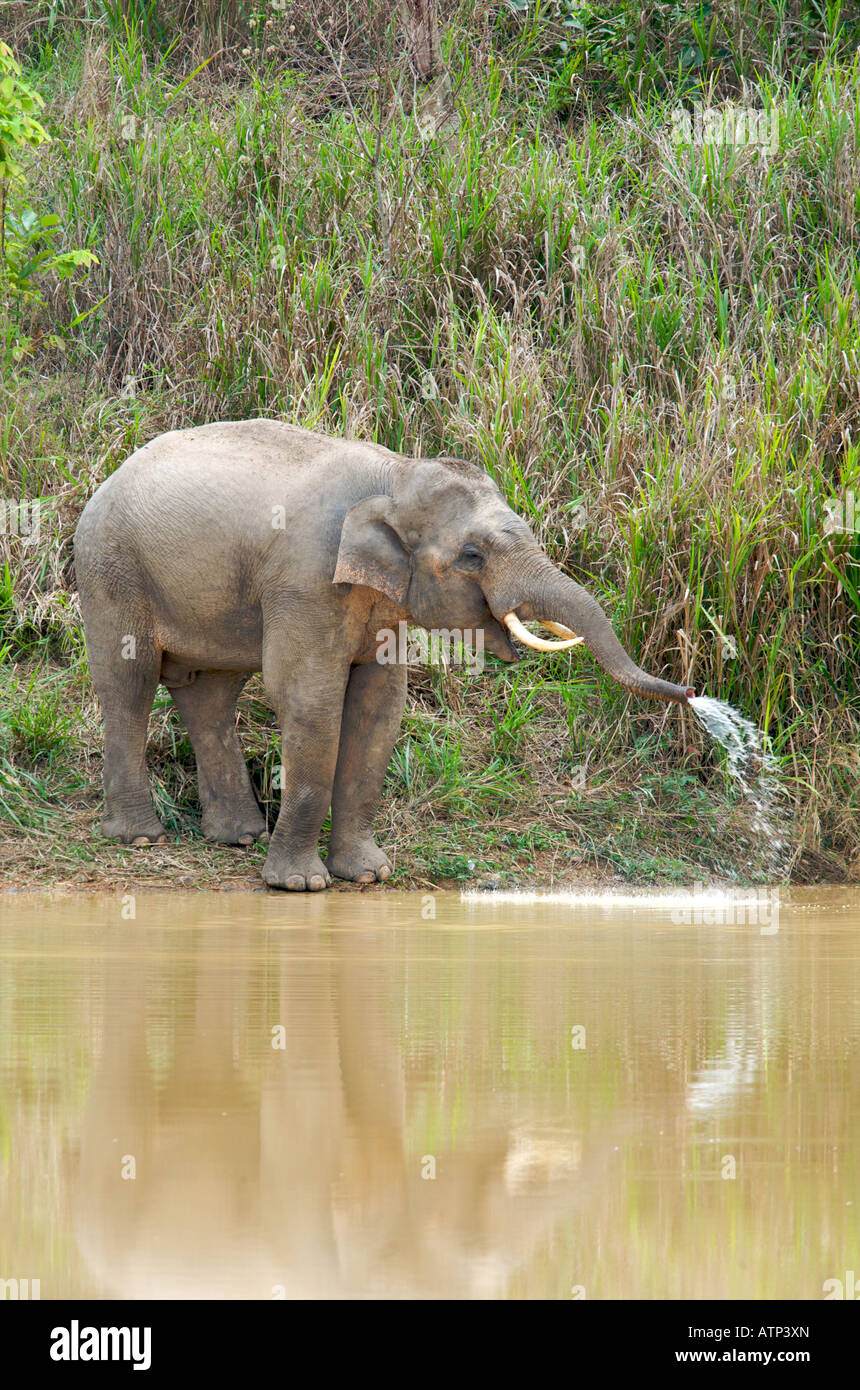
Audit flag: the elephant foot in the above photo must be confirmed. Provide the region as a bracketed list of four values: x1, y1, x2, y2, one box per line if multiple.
[262, 846, 332, 892]
[102, 812, 168, 846]
[327, 839, 392, 885]
[203, 813, 269, 847]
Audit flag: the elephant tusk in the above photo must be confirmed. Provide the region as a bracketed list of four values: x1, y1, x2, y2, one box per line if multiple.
[538, 620, 583, 643]
[503, 612, 585, 651]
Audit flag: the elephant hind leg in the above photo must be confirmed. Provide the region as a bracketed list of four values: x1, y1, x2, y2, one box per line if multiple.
[82, 607, 166, 845]
[169, 671, 267, 845]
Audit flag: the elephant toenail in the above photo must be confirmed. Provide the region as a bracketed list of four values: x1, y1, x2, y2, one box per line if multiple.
[238, 835, 254, 846]
[356, 871, 376, 884]
[132, 836, 151, 846]
[377, 865, 391, 881]
[309, 875, 327, 891]
[285, 875, 305, 891]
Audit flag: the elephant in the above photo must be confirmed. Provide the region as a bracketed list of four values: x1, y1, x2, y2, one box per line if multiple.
[73, 419, 694, 890]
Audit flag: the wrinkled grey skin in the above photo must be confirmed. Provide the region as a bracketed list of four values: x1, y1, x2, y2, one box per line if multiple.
[74, 420, 692, 891]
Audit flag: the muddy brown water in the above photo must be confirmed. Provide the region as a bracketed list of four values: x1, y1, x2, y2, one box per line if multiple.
[0, 887, 857, 1300]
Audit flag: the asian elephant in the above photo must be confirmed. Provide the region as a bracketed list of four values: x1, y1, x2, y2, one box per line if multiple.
[73, 420, 693, 891]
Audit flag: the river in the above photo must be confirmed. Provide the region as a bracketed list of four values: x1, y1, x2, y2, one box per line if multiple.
[0, 887, 856, 1299]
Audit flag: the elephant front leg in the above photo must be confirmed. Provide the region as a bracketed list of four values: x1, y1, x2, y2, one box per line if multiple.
[328, 659, 406, 884]
[262, 651, 349, 892]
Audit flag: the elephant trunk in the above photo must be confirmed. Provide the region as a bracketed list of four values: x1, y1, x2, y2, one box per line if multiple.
[486, 551, 694, 706]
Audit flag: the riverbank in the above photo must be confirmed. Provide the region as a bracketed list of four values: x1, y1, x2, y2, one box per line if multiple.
[0, 704, 844, 892]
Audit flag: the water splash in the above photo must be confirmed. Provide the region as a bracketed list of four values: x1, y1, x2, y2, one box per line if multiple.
[688, 695, 790, 878]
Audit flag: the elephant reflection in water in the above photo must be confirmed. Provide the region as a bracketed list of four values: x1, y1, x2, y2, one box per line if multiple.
[71, 931, 602, 1299]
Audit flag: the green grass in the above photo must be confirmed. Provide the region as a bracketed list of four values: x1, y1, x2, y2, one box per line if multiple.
[0, 2, 858, 887]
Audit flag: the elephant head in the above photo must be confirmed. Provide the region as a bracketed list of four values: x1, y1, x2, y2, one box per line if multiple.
[334, 456, 694, 705]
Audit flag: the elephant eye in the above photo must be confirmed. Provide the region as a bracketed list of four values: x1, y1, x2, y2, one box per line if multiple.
[457, 544, 485, 570]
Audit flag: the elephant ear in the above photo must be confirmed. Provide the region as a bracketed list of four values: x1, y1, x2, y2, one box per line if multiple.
[333, 495, 412, 605]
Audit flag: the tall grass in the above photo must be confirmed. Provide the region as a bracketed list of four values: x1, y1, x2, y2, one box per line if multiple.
[1, 3, 859, 884]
